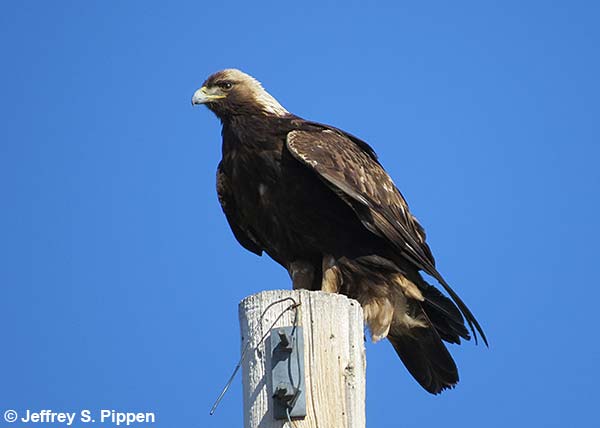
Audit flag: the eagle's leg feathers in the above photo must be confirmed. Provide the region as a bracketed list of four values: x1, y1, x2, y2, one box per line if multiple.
[363, 297, 394, 342]
[321, 255, 342, 293]
[288, 260, 315, 290]
[393, 274, 424, 302]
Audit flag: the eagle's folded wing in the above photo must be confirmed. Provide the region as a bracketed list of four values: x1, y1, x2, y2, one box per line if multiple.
[286, 128, 487, 345]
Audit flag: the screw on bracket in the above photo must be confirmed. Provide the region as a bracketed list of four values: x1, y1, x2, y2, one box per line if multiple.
[277, 329, 291, 350]
[274, 383, 295, 401]
[269, 326, 306, 420]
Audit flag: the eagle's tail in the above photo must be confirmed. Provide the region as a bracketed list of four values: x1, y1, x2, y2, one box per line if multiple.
[420, 281, 471, 344]
[387, 279, 473, 394]
[335, 254, 469, 394]
[387, 322, 458, 394]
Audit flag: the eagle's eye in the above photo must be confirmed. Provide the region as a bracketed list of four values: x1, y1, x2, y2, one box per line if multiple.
[217, 81, 233, 90]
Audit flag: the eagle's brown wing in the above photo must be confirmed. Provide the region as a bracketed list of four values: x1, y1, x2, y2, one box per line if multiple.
[286, 128, 487, 345]
[216, 161, 263, 256]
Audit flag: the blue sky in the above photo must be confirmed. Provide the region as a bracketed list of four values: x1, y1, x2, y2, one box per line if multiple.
[1, 1, 599, 427]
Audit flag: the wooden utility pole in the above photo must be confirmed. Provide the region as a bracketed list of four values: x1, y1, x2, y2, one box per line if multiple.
[239, 289, 366, 428]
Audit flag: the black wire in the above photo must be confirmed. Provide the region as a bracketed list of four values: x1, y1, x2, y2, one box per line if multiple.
[286, 306, 302, 410]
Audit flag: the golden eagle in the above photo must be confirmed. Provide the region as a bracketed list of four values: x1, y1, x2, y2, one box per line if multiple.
[192, 69, 486, 394]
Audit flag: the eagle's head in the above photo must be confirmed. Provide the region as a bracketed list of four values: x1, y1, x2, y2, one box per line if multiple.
[191, 69, 289, 119]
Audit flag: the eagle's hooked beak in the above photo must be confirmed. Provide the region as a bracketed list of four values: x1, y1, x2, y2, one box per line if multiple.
[191, 86, 226, 105]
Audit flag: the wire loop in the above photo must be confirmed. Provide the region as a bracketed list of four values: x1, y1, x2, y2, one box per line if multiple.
[210, 297, 302, 416]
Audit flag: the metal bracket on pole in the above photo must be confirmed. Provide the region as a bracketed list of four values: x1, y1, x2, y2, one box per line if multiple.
[269, 326, 306, 420]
